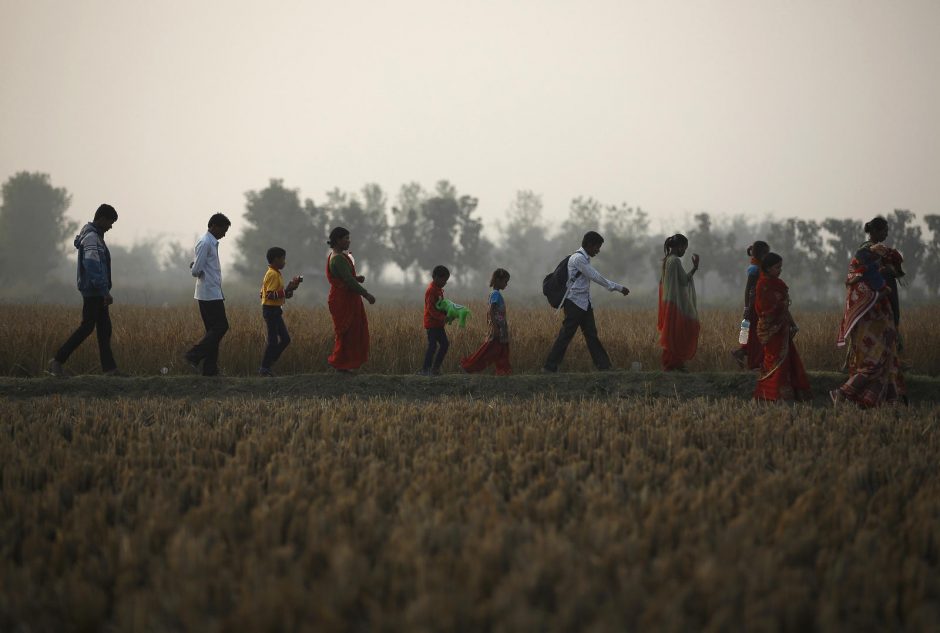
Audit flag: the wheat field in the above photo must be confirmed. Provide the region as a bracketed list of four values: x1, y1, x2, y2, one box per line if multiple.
[1, 303, 938, 377]
[3, 303, 940, 630]
[1, 395, 939, 631]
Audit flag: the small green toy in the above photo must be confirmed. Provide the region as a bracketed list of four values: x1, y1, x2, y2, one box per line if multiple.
[436, 298, 472, 328]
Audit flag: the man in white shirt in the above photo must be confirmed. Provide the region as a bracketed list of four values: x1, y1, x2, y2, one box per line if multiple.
[543, 231, 630, 372]
[184, 213, 231, 376]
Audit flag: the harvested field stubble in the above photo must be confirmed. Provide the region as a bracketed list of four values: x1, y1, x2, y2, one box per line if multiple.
[2, 395, 940, 630]
[1, 303, 939, 377]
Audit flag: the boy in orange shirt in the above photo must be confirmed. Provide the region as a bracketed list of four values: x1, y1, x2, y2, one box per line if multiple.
[259, 247, 301, 377]
[418, 265, 450, 375]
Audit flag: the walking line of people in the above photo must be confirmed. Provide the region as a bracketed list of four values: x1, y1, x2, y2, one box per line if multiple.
[47, 205, 909, 407]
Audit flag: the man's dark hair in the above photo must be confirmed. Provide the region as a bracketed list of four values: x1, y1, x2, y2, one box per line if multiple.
[432, 265, 450, 279]
[94, 204, 118, 222]
[582, 231, 604, 249]
[266, 247, 286, 264]
[208, 213, 231, 229]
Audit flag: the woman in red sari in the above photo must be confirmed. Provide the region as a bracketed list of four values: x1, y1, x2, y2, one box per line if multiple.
[753, 253, 811, 402]
[326, 227, 376, 372]
[658, 234, 700, 371]
[832, 217, 906, 407]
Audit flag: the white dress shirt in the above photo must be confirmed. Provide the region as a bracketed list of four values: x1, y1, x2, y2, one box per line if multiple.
[192, 232, 224, 301]
[564, 247, 624, 310]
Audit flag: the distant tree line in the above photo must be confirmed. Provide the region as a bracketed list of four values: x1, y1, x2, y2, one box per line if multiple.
[233, 179, 488, 289]
[3, 170, 940, 305]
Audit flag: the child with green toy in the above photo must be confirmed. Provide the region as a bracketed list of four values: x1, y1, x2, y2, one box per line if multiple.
[461, 268, 511, 375]
[419, 265, 450, 375]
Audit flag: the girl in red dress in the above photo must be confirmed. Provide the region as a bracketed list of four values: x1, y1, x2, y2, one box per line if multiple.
[461, 268, 512, 375]
[732, 240, 769, 370]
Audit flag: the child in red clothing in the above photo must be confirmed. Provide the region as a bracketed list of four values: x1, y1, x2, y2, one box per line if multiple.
[419, 265, 450, 375]
[731, 240, 769, 370]
[461, 268, 511, 375]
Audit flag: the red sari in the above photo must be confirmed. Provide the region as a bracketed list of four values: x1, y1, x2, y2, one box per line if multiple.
[658, 255, 700, 370]
[461, 341, 511, 375]
[326, 252, 369, 370]
[835, 247, 906, 407]
[753, 274, 811, 402]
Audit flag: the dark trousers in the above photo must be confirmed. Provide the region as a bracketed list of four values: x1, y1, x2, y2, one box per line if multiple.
[187, 300, 229, 375]
[422, 327, 449, 371]
[543, 299, 611, 371]
[261, 305, 291, 369]
[55, 296, 116, 371]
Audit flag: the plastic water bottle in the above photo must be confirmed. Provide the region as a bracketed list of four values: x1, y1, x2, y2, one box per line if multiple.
[738, 319, 750, 345]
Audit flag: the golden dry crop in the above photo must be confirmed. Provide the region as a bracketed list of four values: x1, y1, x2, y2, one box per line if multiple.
[1, 393, 939, 631]
[1, 303, 938, 377]
[3, 303, 939, 628]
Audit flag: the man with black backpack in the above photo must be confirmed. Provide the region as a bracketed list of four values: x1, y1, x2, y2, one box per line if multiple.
[542, 231, 629, 373]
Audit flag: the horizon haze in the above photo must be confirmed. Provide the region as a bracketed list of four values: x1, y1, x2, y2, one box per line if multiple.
[2, 0, 938, 260]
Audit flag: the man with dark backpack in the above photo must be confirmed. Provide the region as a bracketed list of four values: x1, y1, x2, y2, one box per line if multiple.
[542, 255, 580, 309]
[542, 231, 629, 373]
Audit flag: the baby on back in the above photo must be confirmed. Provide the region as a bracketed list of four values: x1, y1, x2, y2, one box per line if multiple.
[854, 246, 887, 291]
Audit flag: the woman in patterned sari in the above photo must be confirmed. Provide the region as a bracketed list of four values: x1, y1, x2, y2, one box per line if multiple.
[326, 227, 376, 372]
[753, 253, 811, 402]
[832, 217, 906, 407]
[657, 234, 700, 371]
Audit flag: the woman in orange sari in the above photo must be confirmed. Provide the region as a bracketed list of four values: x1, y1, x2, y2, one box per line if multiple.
[753, 253, 811, 402]
[658, 234, 700, 371]
[326, 227, 376, 372]
[832, 217, 906, 407]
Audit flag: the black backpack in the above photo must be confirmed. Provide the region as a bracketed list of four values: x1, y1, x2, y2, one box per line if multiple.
[542, 254, 581, 308]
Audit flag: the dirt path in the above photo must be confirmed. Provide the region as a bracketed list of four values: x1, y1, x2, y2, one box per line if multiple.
[2, 371, 937, 406]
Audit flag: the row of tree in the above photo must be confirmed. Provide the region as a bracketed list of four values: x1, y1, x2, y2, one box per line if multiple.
[234, 178, 940, 304]
[234, 179, 488, 287]
[2, 171, 940, 305]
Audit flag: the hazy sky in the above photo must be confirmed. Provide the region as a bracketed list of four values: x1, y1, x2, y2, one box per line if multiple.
[2, 0, 938, 255]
